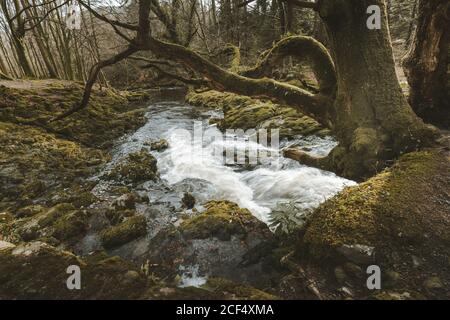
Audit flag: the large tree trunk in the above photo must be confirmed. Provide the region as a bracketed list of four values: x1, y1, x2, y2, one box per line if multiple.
[403, 0, 449, 128]
[316, 0, 437, 179]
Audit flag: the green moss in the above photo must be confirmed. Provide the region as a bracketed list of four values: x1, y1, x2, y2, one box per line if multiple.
[303, 150, 450, 298]
[38, 203, 76, 228]
[15, 205, 45, 218]
[0, 242, 152, 299]
[104, 208, 135, 225]
[0, 82, 148, 148]
[186, 90, 327, 138]
[52, 210, 90, 241]
[179, 201, 260, 241]
[108, 150, 158, 184]
[203, 277, 279, 300]
[100, 215, 147, 249]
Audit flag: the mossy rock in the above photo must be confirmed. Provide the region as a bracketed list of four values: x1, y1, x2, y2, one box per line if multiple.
[186, 90, 328, 138]
[52, 210, 90, 241]
[108, 150, 158, 184]
[38, 203, 76, 228]
[303, 150, 450, 298]
[100, 215, 147, 249]
[179, 200, 267, 241]
[0, 242, 152, 299]
[145, 139, 169, 152]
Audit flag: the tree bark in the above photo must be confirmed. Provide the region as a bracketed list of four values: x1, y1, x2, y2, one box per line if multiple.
[403, 0, 449, 128]
[317, 0, 437, 179]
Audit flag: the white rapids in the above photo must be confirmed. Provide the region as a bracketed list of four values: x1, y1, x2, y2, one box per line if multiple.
[103, 102, 356, 224]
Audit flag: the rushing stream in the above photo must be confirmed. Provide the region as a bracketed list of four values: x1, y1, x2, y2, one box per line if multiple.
[93, 101, 356, 224]
[81, 100, 357, 285]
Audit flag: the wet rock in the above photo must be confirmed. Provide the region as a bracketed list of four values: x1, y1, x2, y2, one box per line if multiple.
[181, 193, 196, 210]
[108, 150, 158, 184]
[146, 201, 279, 289]
[337, 244, 375, 265]
[100, 215, 147, 249]
[112, 193, 138, 210]
[146, 139, 169, 152]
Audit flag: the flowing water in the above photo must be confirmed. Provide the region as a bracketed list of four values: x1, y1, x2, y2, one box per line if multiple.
[93, 101, 356, 225]
[81, 100, 357, 284]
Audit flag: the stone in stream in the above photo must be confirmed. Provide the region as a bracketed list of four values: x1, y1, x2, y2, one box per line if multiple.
[181, 192, 196, 210]
[144, 201, 281, 289]
[145, 139, 169, 152]
[107, 149, 159, 184]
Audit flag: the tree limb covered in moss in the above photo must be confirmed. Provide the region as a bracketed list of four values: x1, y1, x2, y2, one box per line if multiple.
[145, 36, 335, 127]
[142, 63, 208, 86]
[51, 46, 138, 122]
[241, 36, 336, 95]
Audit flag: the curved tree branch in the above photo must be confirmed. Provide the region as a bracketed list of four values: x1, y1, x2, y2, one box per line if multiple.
[241, 36, 336, 95]
[51, 46, 138, 122]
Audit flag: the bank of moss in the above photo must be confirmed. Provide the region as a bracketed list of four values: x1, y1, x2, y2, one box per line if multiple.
[302, 149, 450, 298]
[0, 242, 152, 299]
[186, 90, 328, 138]
[0, 82, 148, 148]
[203, 277, 279, 300]
[100, 215, 147, 249]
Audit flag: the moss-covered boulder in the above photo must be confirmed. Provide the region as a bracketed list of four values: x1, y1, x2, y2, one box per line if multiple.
[52, 210, 90, 241]
[0, 242, 153, 299]
[100, 215, 147, 249]
[108, 150, 158, 184]
[302, 150, 450, 298]
[186, 90, 329, 139]
[179, 201, 268, 241]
